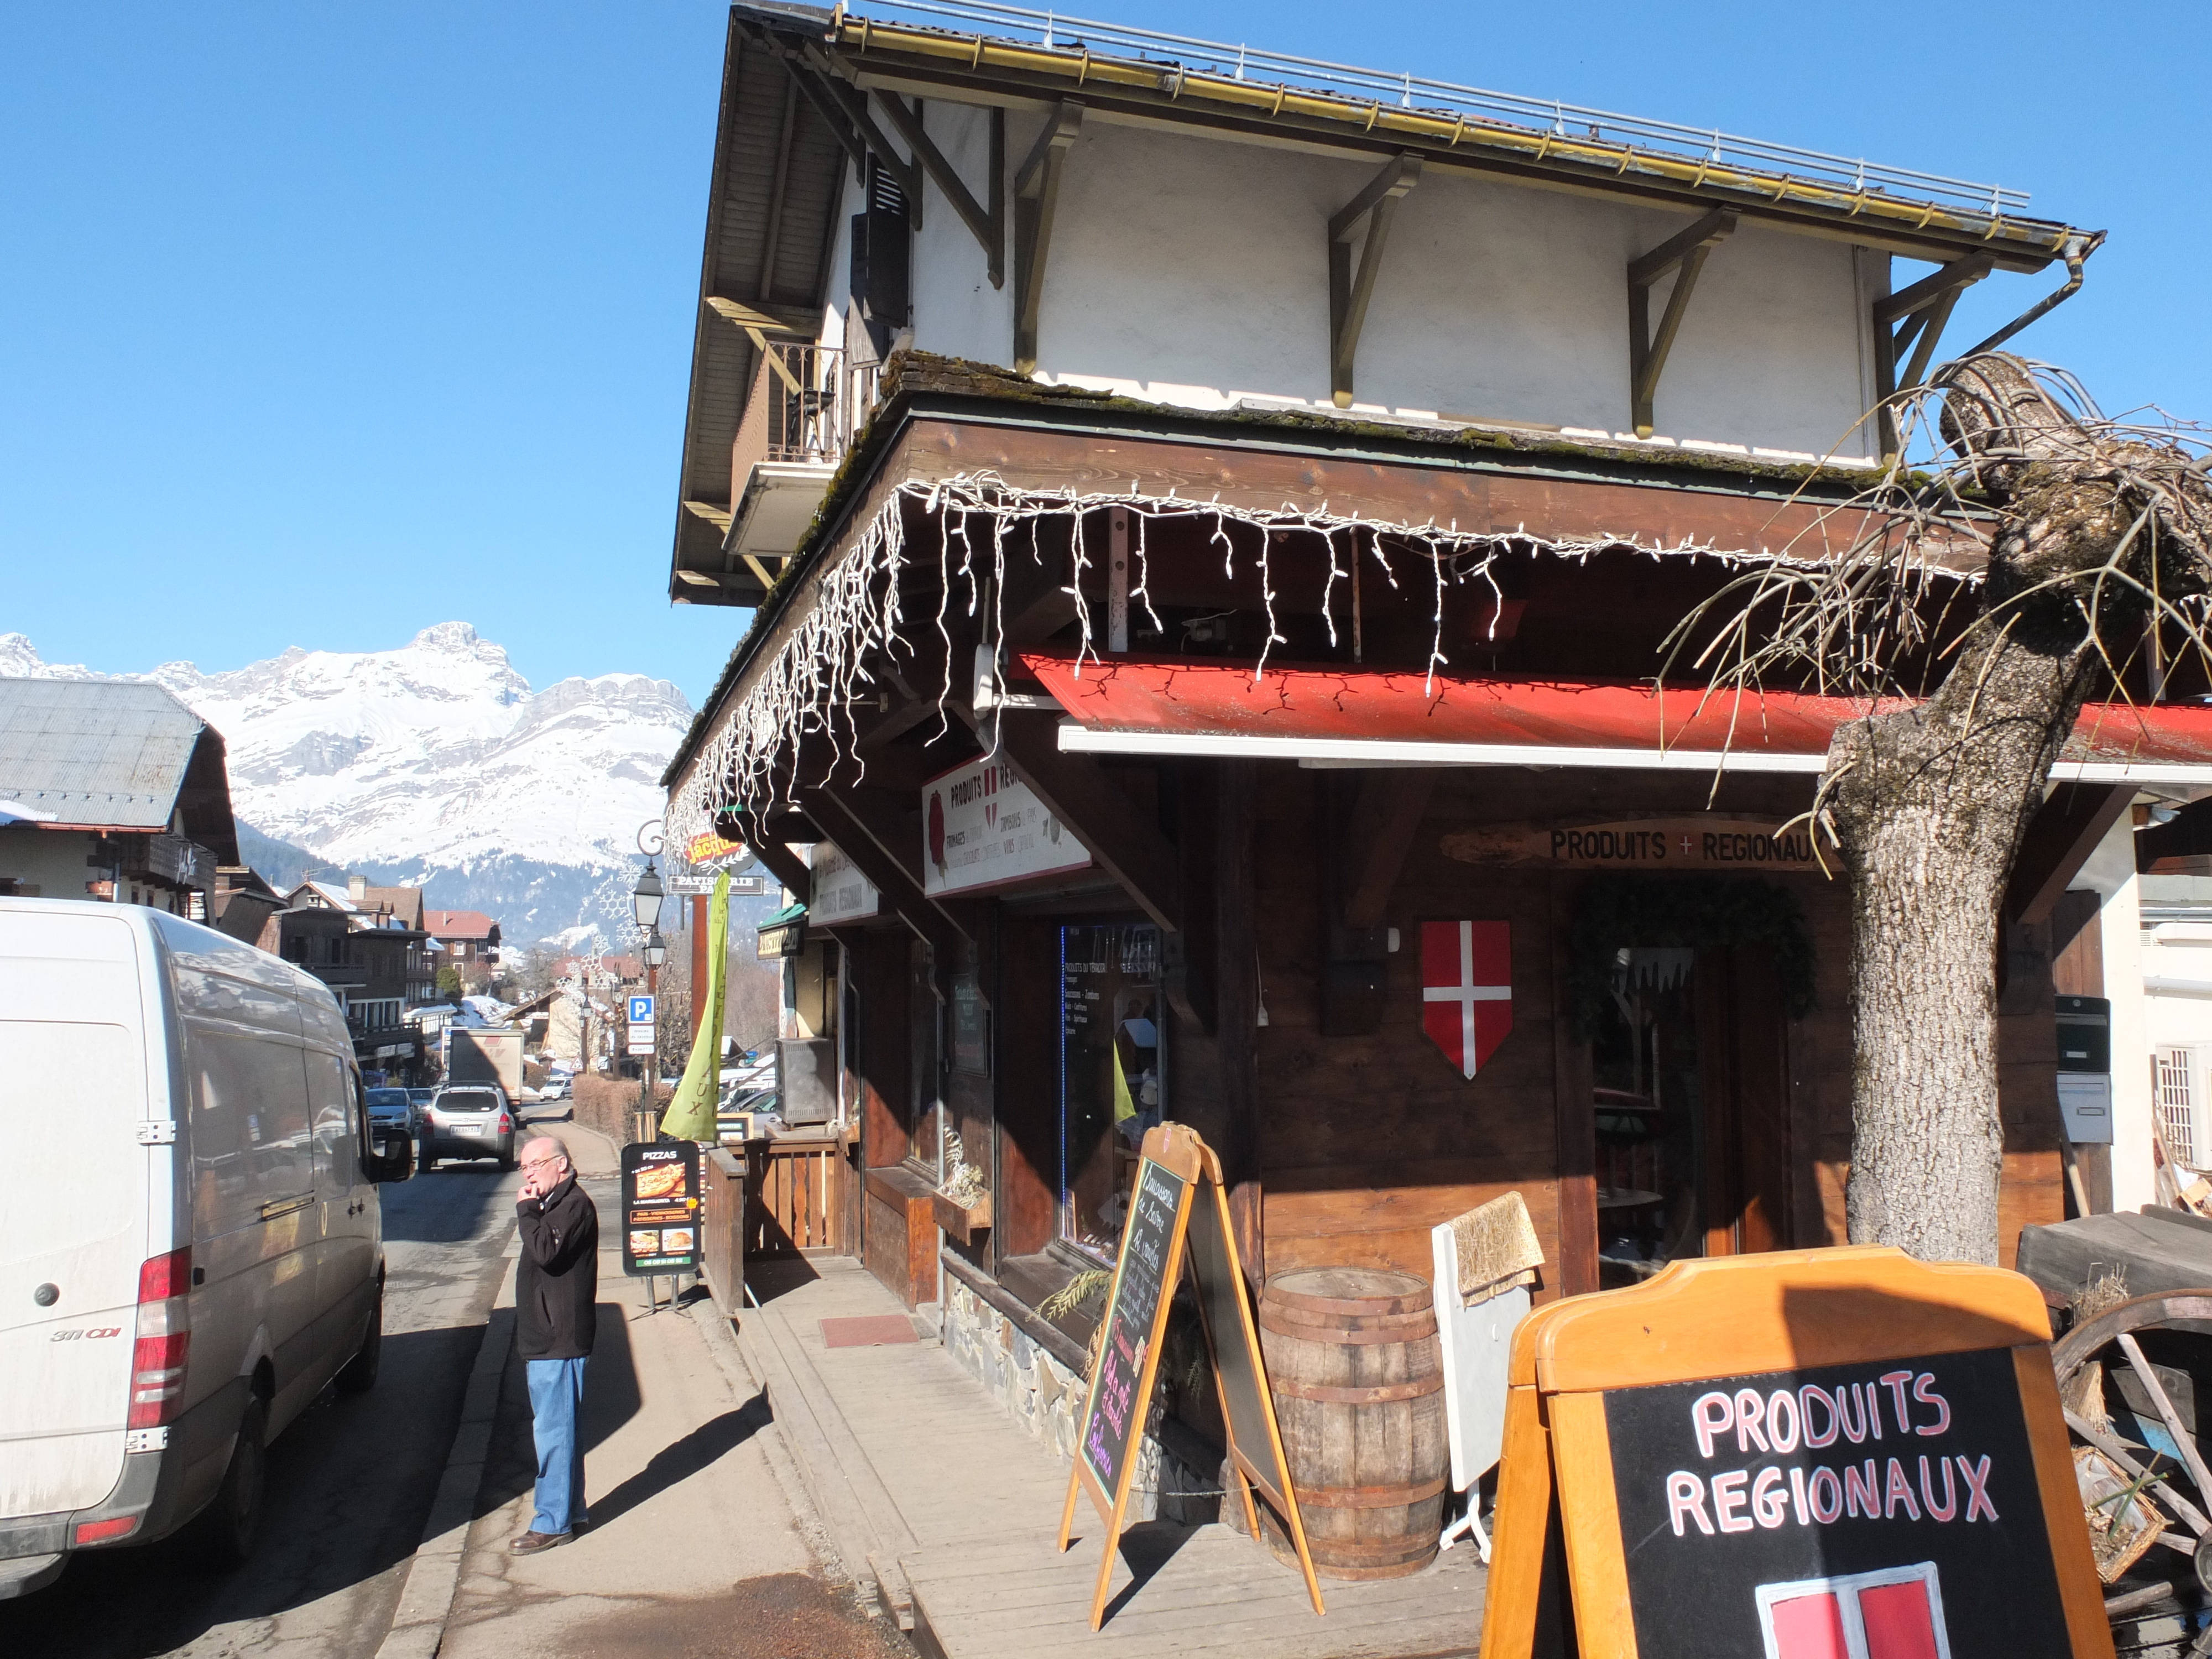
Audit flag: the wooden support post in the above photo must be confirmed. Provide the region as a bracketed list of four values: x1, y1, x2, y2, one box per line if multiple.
[1327, 151, 1422, 408]
[1216, 760, 1262, 1286]
[1626, 207, 1736, 438]
[872, 93, 1005, 286]
[756, 80, 800, 300]
[1552, 878, 1598, 1296]
[797, 46, 922, 223]
[1165, 761, 1218, 1035]
[1871, 253, 1995, 462]
[1013, 101, 1083, 374]
[1107, 506, 1130, 654]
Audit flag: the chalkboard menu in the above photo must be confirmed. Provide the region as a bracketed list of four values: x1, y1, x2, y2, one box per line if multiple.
[620, 1141, 702, 1276]
[1057, 1124, 1324, 1629]
[1079, 1157, 1186, 1498]
[1606, 1347, 2065, 1658]
[1478, 1248, 2110, 1659]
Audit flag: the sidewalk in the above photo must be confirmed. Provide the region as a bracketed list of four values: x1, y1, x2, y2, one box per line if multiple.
[738, 1256, 1488, 1659]
[434, 1117, 910, 1659]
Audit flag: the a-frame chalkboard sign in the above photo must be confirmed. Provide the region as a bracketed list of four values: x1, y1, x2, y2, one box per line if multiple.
[1056, 1123, 1326, 1629]
[1479, 1245, 2113, 1659]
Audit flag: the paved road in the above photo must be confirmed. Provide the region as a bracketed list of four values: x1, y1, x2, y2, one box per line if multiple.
[0, 1149, 525, 1659]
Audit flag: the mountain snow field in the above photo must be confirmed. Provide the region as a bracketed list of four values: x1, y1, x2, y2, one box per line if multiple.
[1, 624, 695, 942]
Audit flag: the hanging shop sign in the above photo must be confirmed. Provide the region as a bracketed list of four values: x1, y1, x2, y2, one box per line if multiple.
[1479, 1246, 2108, 1659]
[667, 873, 768, 895]
[1059, 1123, 1324, 1629]
[1421, 920, 1512, 1079]
[921, 757, 1092, 898]
[757, 909, 805, 959]
[1441, 817, 1833, 873]
[619, 1141, 701, 1276]
[685, 830, 757, 870]
[809, 840, 880, 923]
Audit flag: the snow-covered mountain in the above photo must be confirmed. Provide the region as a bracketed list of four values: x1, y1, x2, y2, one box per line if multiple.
[0, 625, 693, 945]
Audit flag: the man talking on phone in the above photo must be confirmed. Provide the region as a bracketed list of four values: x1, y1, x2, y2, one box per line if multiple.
[510, 1135, 598, 1553]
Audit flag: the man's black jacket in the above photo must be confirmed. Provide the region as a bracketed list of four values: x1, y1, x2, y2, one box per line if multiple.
[516, 1173, 598, 1360]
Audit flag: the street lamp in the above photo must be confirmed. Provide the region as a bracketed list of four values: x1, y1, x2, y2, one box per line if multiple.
[632, 861, 664, 931]
[643, 928, 667, 969]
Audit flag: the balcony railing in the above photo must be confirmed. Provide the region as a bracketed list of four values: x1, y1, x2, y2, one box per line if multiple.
[731, 343, 880, 478]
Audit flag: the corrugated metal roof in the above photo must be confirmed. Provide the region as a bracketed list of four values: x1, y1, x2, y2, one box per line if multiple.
[0, 677, 213, 830]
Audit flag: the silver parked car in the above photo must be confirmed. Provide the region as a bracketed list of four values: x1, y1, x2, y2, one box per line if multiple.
[418, 1086, 516, 1171]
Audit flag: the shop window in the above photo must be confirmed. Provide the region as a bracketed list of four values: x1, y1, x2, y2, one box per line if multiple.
[1059, 923, 1163, 1260]
[1592, 947, 1705, 1286]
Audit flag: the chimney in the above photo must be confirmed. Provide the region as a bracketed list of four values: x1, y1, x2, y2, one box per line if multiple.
[347, 874, 368, 903]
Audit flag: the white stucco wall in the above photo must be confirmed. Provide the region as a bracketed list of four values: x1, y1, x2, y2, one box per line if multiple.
[0, 827, 100, 900]
[2077, 817, 2154, 1211]
[896, 101, 1880, 460]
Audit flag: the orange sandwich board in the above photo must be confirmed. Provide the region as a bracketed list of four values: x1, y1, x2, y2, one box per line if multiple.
[1056, 1122, 1325, 1628]
[1479, 1245, 2112, 1659]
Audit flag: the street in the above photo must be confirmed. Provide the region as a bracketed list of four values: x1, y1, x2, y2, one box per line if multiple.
[0, 1154, 517, 1659]
[0, 1114, 907, 1659]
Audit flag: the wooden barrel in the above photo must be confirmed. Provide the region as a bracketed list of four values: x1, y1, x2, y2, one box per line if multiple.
[1255, 1267, 1446, 1580]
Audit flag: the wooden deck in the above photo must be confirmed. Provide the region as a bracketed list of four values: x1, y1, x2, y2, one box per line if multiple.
[735, 1257, 1486, 1659]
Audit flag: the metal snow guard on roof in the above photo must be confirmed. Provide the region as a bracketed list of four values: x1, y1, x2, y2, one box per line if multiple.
[834, 0, 2079, 253]
[0, 677, 212, 828]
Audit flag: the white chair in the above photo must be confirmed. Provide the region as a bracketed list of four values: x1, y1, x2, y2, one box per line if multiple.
[1431, 1193, 1541, 1560]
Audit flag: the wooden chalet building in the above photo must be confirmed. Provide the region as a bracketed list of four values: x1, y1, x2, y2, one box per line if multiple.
[660, 1, 2209, 1414]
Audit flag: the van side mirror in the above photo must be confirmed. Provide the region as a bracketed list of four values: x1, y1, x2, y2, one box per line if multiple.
[363, 1138, 415, 1183]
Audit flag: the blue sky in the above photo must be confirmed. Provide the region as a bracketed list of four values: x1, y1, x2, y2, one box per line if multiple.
[3, 2, 2205, 709]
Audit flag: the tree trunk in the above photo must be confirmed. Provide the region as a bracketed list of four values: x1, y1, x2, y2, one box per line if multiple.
[1827, 354, 2150, 1262]
[1827, 638, 2085, 1262]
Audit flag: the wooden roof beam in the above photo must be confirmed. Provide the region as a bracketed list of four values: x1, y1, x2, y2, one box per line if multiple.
[797, 43, 924, 223]
[871, 90, 1005, 289]
[1872, 253, 1995, 462]
[1626, 207, 1736, 440]
[1327, 150, 1422, 409]
[1014, 100, 1084, 374]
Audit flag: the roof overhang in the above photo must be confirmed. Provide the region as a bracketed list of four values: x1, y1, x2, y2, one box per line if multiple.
[822, 3, 2091, 272]
[1023, 654, 2212, 786]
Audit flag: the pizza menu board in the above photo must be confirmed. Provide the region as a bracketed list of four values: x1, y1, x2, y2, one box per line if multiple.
[620, 1142, 701, 1276]
[1078, 1157, 1186, 1501]
[1604, 1347, 2067, 1658]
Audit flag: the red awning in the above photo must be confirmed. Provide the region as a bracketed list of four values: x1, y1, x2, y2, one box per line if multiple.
[1017, 653, 2212, 785]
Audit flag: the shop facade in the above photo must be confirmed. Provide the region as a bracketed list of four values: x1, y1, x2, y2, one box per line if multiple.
[656, 0, 2196, 1479]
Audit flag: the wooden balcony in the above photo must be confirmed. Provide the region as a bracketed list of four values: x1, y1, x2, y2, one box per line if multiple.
[719, 344, 881, 585]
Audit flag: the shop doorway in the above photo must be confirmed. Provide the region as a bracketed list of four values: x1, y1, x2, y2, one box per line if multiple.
[1590, 943, 1791, 1287]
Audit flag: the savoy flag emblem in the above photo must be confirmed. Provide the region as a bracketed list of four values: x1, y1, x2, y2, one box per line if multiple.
[1421, 921, 1511, 1078]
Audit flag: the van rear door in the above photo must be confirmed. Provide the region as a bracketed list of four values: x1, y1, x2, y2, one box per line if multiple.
[0, 909, 150, 1521]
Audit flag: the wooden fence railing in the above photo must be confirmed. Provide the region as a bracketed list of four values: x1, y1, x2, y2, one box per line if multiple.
[744, 1129, 853, 1259]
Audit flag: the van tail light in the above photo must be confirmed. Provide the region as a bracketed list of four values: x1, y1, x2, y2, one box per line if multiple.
[129, 1246, 192, 1430]
[74, 1516, 139, 1545]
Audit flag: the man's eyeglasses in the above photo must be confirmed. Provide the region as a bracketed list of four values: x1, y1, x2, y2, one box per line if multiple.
[521, 1154, 564, 1171]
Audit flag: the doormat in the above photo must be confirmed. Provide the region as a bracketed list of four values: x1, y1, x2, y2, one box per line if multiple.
[820, 1314, 921, 1349]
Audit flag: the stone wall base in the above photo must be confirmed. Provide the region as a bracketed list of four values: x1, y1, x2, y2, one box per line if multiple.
[939, 1272, 1219, 1525]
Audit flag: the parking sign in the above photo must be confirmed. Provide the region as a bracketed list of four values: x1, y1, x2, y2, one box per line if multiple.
[628, 994, 654, 1025]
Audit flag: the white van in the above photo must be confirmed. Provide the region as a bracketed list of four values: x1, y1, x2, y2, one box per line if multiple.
[0, 900, 410, 1597]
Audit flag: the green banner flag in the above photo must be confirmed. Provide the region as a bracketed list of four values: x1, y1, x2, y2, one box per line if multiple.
[659, 869, 730, 1142]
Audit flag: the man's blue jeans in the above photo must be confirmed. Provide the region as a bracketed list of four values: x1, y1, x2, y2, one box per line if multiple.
[525, 1357, 589, 1536]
